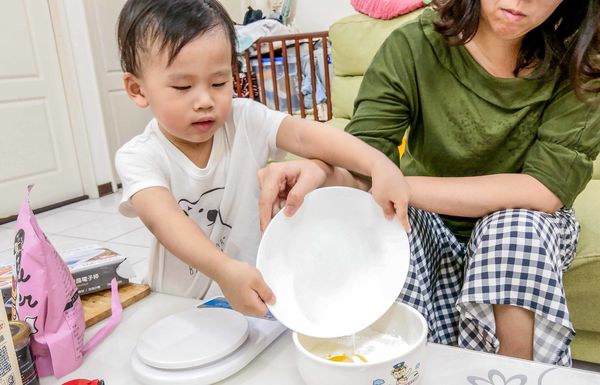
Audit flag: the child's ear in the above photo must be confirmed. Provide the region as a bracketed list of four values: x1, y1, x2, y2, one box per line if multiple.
[123, 73, 149, 108]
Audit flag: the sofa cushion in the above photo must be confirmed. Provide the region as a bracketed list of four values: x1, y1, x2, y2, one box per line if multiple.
[571, 330, 600, 364]
[329, 10, 423, 124]
[564, 180, 600, 334]
[327, 117, 351, 130]
[331, 76, 365, 119]
[330, 10, 423, 77]
[572, 180, 600, 259]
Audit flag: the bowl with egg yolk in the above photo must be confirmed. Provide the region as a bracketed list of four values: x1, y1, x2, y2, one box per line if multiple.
[293, 301, 427, 385]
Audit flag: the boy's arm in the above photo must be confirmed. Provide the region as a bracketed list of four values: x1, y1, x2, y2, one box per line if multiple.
[277, 116, 388, 180]
[275, 116, 411, 232]
[130, 186, 274, 315]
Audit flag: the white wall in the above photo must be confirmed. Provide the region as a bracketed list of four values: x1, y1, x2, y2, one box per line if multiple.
[219, 0, 245, 23]
[290, 0, 356, 32]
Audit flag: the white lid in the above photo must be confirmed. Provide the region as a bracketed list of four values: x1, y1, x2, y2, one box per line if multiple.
[136, 308, 249, 369]
[257, 187, 410, 338]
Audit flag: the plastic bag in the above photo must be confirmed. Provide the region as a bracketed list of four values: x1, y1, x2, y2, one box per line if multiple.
[12, 186, 122, 378]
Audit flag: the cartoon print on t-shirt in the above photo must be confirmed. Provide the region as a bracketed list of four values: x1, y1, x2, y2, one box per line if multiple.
[178, 187, 232, 247]
[178, 187, 232, 227]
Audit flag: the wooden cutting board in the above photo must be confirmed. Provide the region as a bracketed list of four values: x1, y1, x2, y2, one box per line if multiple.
[82, 283, 151, 327]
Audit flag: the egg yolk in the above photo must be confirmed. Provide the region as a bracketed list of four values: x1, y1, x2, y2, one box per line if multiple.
[326, 354, 367, 363]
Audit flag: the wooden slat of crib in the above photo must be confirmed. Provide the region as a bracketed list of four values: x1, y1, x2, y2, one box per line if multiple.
[294, 37, 307, 118]
[322, 36, 332, 121]
[307, 38, 319, 121]
[256, 43, 267, 104]
[244, 50, 254, 100]
[281, 43, 293, 114]
[249, 31, 330, 121]
[268, 42, 280, 111]
[233, 60, 242, 97]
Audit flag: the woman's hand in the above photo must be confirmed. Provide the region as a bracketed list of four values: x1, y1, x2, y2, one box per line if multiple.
[369, 156, 412, 233]
[258, 159, 329, 231]
[215, 258, 275, 317]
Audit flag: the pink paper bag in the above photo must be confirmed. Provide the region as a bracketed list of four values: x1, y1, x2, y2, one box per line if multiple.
[12, 186, 122, 378]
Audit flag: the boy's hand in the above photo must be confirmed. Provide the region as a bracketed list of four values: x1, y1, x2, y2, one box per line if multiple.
[370, 156, 412, 233]
[258, 159, 328, 232]
[214, 258, 275, 317]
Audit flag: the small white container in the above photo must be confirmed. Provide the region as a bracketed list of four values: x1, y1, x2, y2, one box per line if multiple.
[293, 301, 427, 385]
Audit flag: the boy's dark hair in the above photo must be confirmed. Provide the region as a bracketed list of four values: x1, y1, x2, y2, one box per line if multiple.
[117, 0, 237, 76]
[431, 0, 600, 102]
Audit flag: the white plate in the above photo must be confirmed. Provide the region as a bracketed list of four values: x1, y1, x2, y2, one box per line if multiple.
[136, 307, 249, 369]
[257, 187, 410, 338]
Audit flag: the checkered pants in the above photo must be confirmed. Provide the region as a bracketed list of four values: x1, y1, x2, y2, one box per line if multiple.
[399, 207, 578, 366]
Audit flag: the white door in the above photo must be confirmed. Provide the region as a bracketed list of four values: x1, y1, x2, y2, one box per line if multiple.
[0, 1, 84, 218]
[83, 0, 153, 183]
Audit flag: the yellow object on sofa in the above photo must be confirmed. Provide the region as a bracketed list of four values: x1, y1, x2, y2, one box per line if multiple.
[328, 10, 600, 364]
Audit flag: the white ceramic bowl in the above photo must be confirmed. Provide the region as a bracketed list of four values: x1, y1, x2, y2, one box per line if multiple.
[257, 187, 410, 338]
[293, 301, 427, 385]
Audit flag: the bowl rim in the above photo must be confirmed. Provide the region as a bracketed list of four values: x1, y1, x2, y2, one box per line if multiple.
[292, 301, 428, 368]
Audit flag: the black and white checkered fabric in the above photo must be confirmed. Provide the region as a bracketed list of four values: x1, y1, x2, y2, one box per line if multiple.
[398, 207, 578, 366]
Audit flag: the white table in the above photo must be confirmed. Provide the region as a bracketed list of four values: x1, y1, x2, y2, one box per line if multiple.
[41, 292, 600, 385]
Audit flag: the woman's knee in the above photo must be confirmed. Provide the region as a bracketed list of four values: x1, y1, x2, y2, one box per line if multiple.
[470, 208, 557, 249]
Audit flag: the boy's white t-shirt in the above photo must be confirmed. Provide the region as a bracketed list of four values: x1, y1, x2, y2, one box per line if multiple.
[116, 98, 287, 298]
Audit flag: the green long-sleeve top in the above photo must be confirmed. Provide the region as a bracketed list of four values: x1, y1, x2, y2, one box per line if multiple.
[345, 9, 600, 241]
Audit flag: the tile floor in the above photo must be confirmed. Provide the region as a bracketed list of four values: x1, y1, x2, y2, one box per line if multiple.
[1, 192, 599, 372]
[0, 191, 151, 284]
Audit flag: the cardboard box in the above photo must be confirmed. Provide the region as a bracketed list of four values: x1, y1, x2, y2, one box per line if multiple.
[62, 245, 135, 295]
[2, 245, 135, 309]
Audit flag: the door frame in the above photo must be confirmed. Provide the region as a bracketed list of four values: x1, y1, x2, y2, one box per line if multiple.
[47, 0, 117, 199]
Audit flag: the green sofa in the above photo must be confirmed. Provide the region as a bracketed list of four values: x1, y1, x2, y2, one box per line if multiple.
[328, 11, 600, 363]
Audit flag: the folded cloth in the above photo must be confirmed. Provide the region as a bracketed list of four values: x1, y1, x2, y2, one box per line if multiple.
[300, 46, 328, 109]
[351, 0, 427, 20]
[235, 19, 294, 53]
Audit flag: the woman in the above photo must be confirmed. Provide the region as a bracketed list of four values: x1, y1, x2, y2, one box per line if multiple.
[259, 0, 600, 365]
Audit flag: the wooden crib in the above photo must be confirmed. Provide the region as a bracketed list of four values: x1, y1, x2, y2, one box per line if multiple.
[233, 31, 333, 122]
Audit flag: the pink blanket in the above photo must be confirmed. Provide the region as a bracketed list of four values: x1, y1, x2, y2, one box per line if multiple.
[351, 0, 426, 20]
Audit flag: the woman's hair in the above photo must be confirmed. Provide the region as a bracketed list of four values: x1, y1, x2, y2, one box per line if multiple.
[117, 0, 237, 76]
[432, 0, 600, 102]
